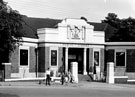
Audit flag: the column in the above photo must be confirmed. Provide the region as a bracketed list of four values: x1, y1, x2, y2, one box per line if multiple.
[71, 62, 78, 83]
[65, 47, 68, 73]
[106, 62, 114, 84]
[83, 48, 87, 75]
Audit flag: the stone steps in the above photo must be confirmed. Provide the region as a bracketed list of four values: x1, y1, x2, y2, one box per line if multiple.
[78, 74, 93, 82]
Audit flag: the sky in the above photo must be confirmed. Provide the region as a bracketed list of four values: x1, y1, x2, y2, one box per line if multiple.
[4, 0, 135, 22]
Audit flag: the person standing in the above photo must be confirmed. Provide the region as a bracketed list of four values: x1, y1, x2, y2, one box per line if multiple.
[68, 71, 71, 83]
[46, 68, 51, 86]
[93, 64, 97, 81]
[61, 72, 65, 85]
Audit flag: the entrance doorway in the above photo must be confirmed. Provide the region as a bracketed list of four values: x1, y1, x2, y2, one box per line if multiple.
[68, 48, 83, 74]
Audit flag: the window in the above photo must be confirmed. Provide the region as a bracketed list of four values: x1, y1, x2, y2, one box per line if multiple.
[20, 49, 28, 66]
[94, 51, 99, 66]
[51, 50, 57, 66]
[116, 52, 125, 66]
[127, 49, 135, 72]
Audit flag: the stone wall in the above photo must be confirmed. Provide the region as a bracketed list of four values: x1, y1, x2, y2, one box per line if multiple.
[38, 47, 45, 73]
[88, 48, 93, 72]
[100, 48, 105, 73]
[58, 47, 64, 72]
[10, 47, 19, 73]
[29, 47, 36, 72]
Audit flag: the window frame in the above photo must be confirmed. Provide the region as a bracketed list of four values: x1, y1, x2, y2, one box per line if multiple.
[50, 47, 58, 67]
[93, 49, 100, 67]
[19, 46, 29, 68]
[115, 50, 126, 67]
[126, 49, 135, 72]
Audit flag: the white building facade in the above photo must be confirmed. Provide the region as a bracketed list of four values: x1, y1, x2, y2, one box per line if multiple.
[37, 18, 105, 78]
[3, 18, 135, 83]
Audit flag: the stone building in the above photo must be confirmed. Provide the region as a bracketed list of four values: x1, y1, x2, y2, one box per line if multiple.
[1, 17, 135, 83]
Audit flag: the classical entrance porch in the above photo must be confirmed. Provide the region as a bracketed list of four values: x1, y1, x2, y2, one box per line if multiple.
[64, 47, 88, 75]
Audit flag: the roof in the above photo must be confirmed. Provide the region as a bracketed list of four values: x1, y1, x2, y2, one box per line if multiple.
[21, 16, 62, 39]
[21, 17, 115, 41]
[88, 22, 117, 42]
[88, 22, 107, 31]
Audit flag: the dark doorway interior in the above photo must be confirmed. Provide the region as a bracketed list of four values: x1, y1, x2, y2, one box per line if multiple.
[68, 48, 83, 74]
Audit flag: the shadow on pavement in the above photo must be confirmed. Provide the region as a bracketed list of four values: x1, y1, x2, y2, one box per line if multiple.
[0, 93, 20, 97]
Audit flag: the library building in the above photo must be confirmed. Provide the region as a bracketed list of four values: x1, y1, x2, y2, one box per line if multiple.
[2, 17, 135, 83]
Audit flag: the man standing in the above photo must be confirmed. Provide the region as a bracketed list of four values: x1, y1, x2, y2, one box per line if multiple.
[46, 68, 51, 86]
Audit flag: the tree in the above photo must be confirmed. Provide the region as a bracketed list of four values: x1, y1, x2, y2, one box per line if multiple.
[102, 13, 135, 42]
[0, 0, 23, 64]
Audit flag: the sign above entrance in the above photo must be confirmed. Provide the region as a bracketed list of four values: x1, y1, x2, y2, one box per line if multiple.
[67, 25, 85, 40]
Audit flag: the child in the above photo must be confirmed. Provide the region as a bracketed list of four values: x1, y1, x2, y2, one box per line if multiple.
[61, 72, 65, 85]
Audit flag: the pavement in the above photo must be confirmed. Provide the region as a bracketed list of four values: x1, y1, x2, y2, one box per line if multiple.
[0, 81, 135, 89]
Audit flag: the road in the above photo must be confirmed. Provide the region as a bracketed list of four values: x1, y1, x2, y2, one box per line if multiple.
[0, 82, 135, 97]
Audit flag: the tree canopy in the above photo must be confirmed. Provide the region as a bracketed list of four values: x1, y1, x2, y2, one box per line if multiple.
[0, 0, 23, 63]
[102, 13, 135, 42]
